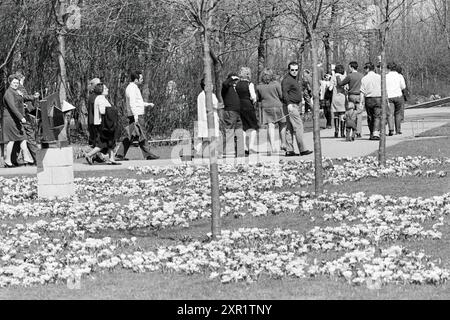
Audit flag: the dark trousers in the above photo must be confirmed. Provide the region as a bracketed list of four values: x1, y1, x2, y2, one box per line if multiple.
[320, 99, 332, 127]
[365, 97, 382, 136]
[116, 116, 154, 159]
[22, 122, 38, 163]
[223, 110, 244, 157]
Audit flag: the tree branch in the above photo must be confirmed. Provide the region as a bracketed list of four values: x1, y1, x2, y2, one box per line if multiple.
[0, 20, 26, 70]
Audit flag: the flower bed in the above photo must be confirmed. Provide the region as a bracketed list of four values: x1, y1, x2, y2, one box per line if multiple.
[0, 156, 449, 288]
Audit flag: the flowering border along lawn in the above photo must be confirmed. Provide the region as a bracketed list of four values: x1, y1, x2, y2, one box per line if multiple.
[0, 156, 449, 288]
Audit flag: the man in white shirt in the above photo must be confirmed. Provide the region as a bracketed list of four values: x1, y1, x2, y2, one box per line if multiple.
[360, 62, 382, 140]
[386, 62, 406, 135]
[116, 71, 159, 160]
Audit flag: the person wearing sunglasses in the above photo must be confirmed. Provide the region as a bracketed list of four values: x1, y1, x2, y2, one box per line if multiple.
[281, 62, 313, 157]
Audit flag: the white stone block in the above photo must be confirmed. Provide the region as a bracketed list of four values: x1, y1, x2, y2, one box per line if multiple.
[37, 147, 74, 167]
[37, 169, 53, 185]
[51, 166, 74, 185]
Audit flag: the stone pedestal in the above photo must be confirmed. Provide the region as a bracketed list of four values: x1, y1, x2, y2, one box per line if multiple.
[37, 146, 75, 199]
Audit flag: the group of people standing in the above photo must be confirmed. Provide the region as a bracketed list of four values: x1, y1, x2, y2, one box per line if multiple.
[319, 61, 407, 141]
[1, 60, 408, 168]
[196, 62, 314, 158]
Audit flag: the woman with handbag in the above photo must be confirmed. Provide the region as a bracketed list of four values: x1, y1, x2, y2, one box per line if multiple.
[84, 82, 121, 165]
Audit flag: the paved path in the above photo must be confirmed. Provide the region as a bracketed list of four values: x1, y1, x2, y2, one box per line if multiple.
[1, 106, 449, 176]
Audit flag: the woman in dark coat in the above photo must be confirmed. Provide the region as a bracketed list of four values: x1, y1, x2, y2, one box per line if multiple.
[235, 66, 259, 154]
[1, 74, 38, 167]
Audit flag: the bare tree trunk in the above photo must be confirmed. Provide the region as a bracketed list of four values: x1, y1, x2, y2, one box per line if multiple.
[330, 1, 339, 63]
[379, 28, 387, 166]
[311, 31, 324, 195]
[257, 19, 267, 84]
[210, 48, 223, 104]
[323, 33, 331, 73]
[57, 0, 68, 142]
[203, 3, 221, 240]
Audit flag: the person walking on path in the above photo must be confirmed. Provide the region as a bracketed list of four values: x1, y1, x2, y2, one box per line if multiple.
[319, 73, 333, 129]
[236, 67, 259, 155]
[84, 82, 121, 165]
[1, 74, 38, 167]
[87, 78, 107, 163]
[395, 64, 409, 122]
[221, 72, 244, 157]
[302, 69, 313, 117]
[256, 68, 287, 154]
[281, 62, 313, 157]
[115, 71, 159, 161]
[386, 62, 406, 135]
[330, 64, 347, 138]
[360, 62, 382, 140]
[337, 61, 364, 138]
[195, 78, 220, 156]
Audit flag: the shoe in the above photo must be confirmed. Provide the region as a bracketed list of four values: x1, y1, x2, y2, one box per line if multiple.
[334, 132, 339, 138]
[326, 125, 332, 129]
[388, 131, 394, 136]
[396, 131, 402, 135]
[285, 151, 299, 157]
[105, 160, 122, 165]
[369, 136, 380, 141]
[116, 156, 129, 161]
[3, 162, 15, 168]
[245, 150, 250, 156]
[300, 150, 313, 156]
[93, 156, 105, 163]
[356, 133, 361, 138]
[146, 154, 160, 160]
[280, 146, 287, 152]
[85, 155, 93, 165]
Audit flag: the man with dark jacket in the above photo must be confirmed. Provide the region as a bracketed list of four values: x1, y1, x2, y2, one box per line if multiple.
[337, 61, 364, 138]
[221, 73, 244, 157]
[281, 62, 313, 157]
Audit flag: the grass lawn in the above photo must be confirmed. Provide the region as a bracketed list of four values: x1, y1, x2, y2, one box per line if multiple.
[1, 123, 449, 300]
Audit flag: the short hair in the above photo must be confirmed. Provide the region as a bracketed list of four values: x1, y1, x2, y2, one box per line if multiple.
[288, 61, 299, 70]
[335, 64, 345, 74]
[349, 61, 358, 70]
[93, 83, 104, 95]
[260, 68, 274, 84]
[14, 70, 25, 79]
[130, 71, 142, 82]
[238, 67, 252, 80]
[395, 64, 403, 74]
[8, 74, 19, 84]
[387, 62, 397, 71]
[364, 62, 375, 71]
[200, 78, 205, 90]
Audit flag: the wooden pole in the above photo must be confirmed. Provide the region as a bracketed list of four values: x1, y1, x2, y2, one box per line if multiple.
[203, 1, 221, 239]
[311, 30, 324, 195]
[57, 0, 69, 142]
[379, 28, 387, 166]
